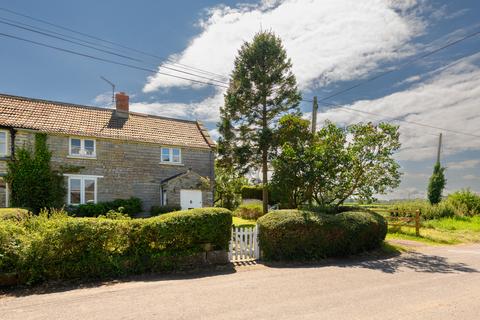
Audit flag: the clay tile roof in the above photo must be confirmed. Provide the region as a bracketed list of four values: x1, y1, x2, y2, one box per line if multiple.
[0, 93, 215, 149]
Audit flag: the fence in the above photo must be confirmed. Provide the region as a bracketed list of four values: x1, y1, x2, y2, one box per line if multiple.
[372, 208, 422, 236]
[229, 225, 260, 262]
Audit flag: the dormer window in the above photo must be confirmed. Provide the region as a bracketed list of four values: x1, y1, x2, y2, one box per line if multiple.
[69, 138, 96, 158]
[161, 147, 181, 164]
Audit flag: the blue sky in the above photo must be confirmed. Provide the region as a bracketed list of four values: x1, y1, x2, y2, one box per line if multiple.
[0, 0, 479, 199]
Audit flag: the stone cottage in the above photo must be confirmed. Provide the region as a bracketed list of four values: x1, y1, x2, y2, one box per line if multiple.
[0, 92, 215, 211]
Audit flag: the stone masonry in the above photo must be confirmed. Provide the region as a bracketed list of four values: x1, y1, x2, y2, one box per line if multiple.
[0, 130, 215, 211]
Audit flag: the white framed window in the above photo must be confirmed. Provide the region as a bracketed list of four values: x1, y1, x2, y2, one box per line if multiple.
[69, 137, 96, 158]
[0, 130, 8, 156]
[67, 175, 101, 205]
[160, 147, 182, 164]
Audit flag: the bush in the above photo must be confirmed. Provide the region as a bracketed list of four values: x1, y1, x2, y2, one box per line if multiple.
[0, 207, 232, 285]
[446, 189, 480, 216]
[257, 209, 387, 261]
[241, 185, 264, 200]
[150, 205, 181, 216]
[0, 208, 31, 222]
[68, 197, 142, 217]
[389, 200, 454, 220]
[234, 203, 264, 220]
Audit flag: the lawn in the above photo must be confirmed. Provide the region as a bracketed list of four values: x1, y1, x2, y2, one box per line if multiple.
[232, 216, 256, 227]
[387, 216, 480, 245]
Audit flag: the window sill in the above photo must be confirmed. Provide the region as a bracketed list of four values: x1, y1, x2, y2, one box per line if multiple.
[159, 162, 184, 166]
[67, 155, 97, 160]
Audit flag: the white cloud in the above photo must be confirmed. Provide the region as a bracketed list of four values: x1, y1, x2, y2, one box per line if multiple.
[317, 53, 480, 161]
[92, 92, 114, 108]
[129, 89, 223, 122]
[143, 0, 424, 92]
[463, 174, 479, 181]
[447, 160, 480, 170]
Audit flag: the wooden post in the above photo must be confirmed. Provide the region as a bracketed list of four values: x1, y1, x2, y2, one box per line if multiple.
[415, 209, 421, 236]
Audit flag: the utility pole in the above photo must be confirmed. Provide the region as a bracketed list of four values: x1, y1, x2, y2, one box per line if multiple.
[436, 133, 442, 163]
[311, 96, 318, 134]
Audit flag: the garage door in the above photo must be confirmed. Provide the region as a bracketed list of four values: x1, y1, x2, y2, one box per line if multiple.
[180, 189, 202, 210]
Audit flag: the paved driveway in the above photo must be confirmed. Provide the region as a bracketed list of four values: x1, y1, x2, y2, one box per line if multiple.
[1, 243, 480, 320]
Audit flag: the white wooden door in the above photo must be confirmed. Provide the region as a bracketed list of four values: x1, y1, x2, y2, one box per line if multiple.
[180, 189, 202, 210]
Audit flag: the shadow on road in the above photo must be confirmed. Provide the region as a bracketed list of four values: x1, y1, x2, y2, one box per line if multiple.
[1, 264, 237, 298]
[342, 251, 479, 274]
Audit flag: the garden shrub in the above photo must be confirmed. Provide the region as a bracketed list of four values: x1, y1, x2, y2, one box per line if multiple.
[150, 205, 181, 216]
[68, 197, 142, 217]
[257, 209, 387, 261]
[0, 208, 31, 222]
[0, 207, 232, 285]
[234, 203, 264, 220]
[241, 185, 264, 200]
[446, 189, 480, 216]
[389, 200, 454, 220]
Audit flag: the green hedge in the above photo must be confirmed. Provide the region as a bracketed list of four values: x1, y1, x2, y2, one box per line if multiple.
[0, 208, 232, 285]
[150, 205, 181, 216]
[234, 203, 264, 220]
[257, 210, 387, 261]
[67, 197, 143, 217]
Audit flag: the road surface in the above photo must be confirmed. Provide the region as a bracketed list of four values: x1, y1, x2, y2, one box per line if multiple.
[1, 243, 480, 320]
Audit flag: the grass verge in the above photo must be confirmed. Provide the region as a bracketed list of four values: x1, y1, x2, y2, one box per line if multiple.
[232, 216, 256, 227]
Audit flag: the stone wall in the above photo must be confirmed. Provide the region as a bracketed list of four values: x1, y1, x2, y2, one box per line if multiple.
[0, 130, 215, 210]
[162, 171, 214, 208]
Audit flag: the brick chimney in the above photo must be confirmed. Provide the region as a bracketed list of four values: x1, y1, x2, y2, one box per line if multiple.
[115, 92, 129, 118]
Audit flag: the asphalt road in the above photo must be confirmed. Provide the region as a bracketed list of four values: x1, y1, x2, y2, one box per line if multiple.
[1, 243, 480, 320]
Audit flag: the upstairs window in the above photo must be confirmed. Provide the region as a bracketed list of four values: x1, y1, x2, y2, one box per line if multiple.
[69, 138, 96, 157]
[0, 131, 7, 156]
[161, 147, 182, 164]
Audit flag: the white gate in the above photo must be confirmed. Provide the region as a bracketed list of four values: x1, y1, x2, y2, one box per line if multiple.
[229, 225, 260, 262]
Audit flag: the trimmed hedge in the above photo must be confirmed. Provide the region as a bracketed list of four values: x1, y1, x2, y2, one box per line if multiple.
[0, 207, 232, 285]
[67, 197, 143, 217]
[150, 205, 181, 216]
[257, 210, 387, 260]
[234, 203, 264, 220]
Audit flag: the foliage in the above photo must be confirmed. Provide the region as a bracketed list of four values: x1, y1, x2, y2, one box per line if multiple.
[270, 115, 313, 208]
[219, 31, 302, 214]
[257, 209, 387, 260]
[446, 189, 480, 216]
[68, 197, 142, 217]
[150, 205, 181, 216]
[388, 200, 454, 220]
[272, 119, 402, 208]
[5, 133, 66, 213]
[0, 208, 31, 222]
[427, 162, 446, 205]
[234, 203, 264, 220]
[214, 163, 247, 210]
[0, 207, 232, 285]
[241, 185, 263, 200]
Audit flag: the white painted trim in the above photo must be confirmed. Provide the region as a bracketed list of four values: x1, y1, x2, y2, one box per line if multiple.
[67, 175, 102, 205]
[69, 137, 96, 158]
[0, 130, 9, 157]
[160, 147, 182, 164]
[66, 155, 97, 160]
[64, 174, 104, 178]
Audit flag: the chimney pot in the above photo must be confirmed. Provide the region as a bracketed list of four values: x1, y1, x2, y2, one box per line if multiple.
[115, 92, 129, 118]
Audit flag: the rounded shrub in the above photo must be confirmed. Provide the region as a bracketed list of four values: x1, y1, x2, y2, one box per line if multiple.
[234, 203, 264, 220]
[257, 209, 387, 261]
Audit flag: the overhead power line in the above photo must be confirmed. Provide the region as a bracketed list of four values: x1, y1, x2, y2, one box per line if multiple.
[0, 7, 228, 81]
[310, 29, 480, 103]
[0, 17, 230, 85]
[0, 31, 229, 89]
[319, 100, 480, 139]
